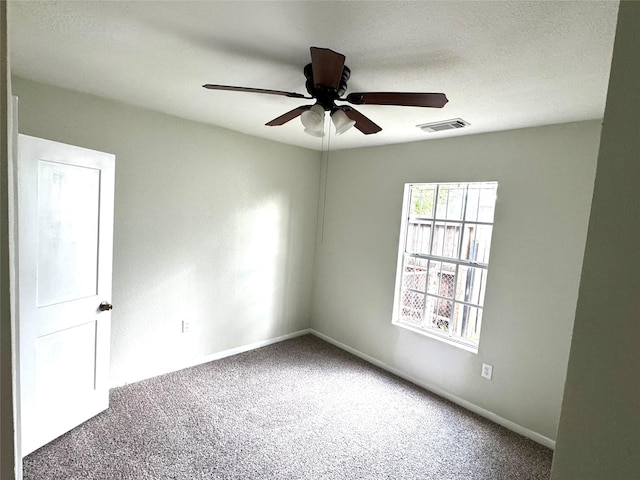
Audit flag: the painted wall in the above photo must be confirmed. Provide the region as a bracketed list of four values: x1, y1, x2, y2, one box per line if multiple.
[11, 75, 605, 449]
[11, 77, 320, 387]
[552, 2, 640, 477]
[311, 121, 601, 442]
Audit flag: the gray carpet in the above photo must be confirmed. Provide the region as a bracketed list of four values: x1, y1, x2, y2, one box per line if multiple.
[23, 335, 552, 479]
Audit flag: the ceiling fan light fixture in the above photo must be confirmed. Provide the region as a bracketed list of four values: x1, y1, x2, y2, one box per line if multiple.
[300, 104, 325, 130]
[331, 109, 356, 135]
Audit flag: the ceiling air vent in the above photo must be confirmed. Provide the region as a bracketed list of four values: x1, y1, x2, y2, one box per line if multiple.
[417, 118, 470, 133]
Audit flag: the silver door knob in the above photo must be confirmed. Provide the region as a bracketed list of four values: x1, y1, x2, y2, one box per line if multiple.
[99, 301, 113, 312]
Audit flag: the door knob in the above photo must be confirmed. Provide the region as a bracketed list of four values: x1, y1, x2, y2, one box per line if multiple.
[99, 301, 113, 312]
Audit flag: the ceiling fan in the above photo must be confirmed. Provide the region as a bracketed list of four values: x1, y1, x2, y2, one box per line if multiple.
[203, 47, 448, 137]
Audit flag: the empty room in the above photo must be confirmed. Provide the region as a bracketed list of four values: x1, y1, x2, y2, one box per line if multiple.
[1, 1, 638, 479]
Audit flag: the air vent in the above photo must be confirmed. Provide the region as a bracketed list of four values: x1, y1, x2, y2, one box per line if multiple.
[417, 118, 470, 133]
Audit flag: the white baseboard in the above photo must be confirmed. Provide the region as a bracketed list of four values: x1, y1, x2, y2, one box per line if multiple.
[112, 329, 311, 388]
[196, 329, 312, 365]
[112, 327, 555, 449]
[309, 329, 556, 450]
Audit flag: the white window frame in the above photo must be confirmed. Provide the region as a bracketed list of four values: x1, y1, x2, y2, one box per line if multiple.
[392, 182, 498, 353]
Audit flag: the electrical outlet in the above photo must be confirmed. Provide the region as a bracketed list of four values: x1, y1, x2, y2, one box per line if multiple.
[182, 320, 192, 334]
[481, 363, 493, 380]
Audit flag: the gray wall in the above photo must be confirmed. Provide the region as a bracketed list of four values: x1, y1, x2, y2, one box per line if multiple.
[312, 121, 601, 442]
[11, 77, 321, 386]
[4, 6, 639, 476]
[11, 79, 605, 450]
[551, 2, 640, 477]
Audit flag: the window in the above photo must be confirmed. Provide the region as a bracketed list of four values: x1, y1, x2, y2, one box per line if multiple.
[392, 182, 498, 352]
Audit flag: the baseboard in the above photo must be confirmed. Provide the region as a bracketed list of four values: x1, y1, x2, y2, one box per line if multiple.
[111, 327, 555, 449]
[309, 329, 556, 450]
[112, 328, 311, 388]
[195, 329, 312, 366]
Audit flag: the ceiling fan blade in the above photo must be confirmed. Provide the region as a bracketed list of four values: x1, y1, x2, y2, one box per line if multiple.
[203, 84, 309, 99]
[310, 47, 345, 90]
[265, 106, 313, 126]
[346, 92, 448, 108]
[339, 106, 382, 135]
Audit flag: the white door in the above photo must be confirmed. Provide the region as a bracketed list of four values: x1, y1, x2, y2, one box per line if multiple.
[17, 134, 115, 456]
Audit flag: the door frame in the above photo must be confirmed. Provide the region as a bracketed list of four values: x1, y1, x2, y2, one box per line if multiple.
[7, 95, 22, 478]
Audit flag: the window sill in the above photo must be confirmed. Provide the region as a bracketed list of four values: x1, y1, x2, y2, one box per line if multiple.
[392, 319, 479, 354]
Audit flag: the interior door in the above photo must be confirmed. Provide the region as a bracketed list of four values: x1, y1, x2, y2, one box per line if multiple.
[17, 134, 115, 456]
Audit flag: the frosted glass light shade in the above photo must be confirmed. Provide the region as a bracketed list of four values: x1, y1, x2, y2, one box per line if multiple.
[304, 127, 324, 137]
[331, 109, 356, 135]
[300, 104, 325, 137]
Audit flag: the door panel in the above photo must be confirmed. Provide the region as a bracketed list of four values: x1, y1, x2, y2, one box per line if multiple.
[18, 134, 115, 456]
[37, 160, 101, 306]
[36, 321, 98, 397]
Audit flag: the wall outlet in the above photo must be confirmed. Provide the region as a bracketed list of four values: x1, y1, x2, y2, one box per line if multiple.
[182, 320, 192, 334]
[481, 363, 493, 380]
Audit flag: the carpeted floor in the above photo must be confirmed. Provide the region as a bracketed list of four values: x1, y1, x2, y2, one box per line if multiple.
[23, 335, 553, 479]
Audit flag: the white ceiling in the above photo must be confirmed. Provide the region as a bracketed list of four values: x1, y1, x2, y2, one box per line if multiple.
[9, 1, 619, 151]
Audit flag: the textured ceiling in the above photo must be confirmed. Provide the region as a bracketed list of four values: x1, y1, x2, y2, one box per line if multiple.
[9, 1, 619, 151]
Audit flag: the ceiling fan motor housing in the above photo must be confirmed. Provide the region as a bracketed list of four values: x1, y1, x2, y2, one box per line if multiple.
[304, 63, 351, 111]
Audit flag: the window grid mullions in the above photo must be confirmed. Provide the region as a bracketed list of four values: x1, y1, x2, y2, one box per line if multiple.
[405, 219, 489, 264]
[405, 252, 488, 269]
[456, 185, 469, 261]
[396, 182, 497, 349]
[403, 287, 484, 310]
[428, 185, 438, 256]
[409, 218, 494, 227]
[436, 259, 452, 335]
[420, 285, 428, 329]
[448, 263, 460, 334]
